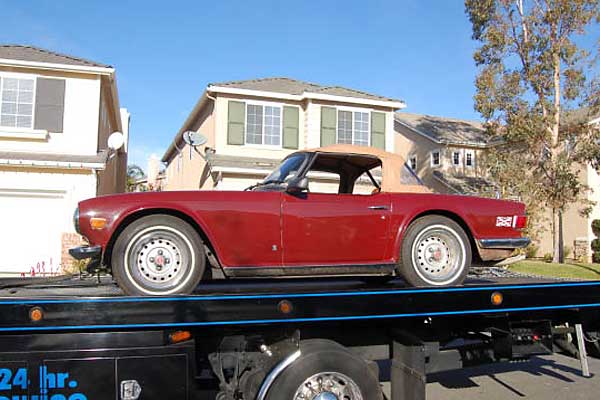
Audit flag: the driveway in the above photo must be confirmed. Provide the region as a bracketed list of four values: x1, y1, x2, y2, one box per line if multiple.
[382, 353, 599, 400]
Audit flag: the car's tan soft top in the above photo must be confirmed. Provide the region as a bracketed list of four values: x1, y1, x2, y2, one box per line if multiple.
[295, 144, 431, 193]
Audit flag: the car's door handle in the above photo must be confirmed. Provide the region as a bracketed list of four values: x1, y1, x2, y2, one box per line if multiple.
[368, 205, 389, 210]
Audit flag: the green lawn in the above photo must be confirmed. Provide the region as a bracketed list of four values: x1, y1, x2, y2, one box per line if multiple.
[508, 260, 600, 280]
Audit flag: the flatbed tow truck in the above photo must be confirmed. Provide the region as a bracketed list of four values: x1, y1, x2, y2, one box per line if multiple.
[0, 272, 599, 400]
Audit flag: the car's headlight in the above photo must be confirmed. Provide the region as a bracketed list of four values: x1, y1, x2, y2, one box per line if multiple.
[73, 206, 80, 234]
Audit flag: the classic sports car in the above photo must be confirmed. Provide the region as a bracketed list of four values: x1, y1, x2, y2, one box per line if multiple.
[70, 145, 530, 296]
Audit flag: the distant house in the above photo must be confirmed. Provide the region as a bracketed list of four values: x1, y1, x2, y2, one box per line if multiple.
[393, 112, 492, 194]
[161, 77, 405, 191]
[0, 45, 129, 275]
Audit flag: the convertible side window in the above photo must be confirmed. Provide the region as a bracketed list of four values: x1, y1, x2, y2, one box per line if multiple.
[353, 166, 382, 195]
[306, 171, 341, 194]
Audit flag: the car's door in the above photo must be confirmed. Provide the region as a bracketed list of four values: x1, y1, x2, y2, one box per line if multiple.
[193, 191, 283, 268]
[281, 191, 391, 266]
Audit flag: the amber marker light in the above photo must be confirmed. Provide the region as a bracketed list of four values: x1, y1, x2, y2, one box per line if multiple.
[278, 300, 293, 315]
[169, 330, 192, 344]
[90, 217, 107, 230]
[29, 307, 44, 322]
[491, 292, 504, 306]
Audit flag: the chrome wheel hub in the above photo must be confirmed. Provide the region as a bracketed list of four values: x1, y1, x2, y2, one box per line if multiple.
[411, 224, 465, 285]
[125, 226, 193, 292]
[294, 372, 362, 400]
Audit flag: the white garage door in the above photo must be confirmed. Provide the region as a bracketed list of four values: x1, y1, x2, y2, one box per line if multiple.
[0, 189, 66, 276]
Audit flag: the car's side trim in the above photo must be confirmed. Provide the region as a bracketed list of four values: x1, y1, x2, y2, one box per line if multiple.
[478, 238, 531, 249]
[223, 263, 396, 278]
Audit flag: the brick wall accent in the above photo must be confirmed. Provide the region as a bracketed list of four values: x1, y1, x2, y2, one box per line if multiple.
[573, 239, 591, 263]
[61, 232, 86, 271]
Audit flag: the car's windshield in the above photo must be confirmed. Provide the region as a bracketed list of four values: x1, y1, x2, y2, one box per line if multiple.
[262, 153, 307, 184]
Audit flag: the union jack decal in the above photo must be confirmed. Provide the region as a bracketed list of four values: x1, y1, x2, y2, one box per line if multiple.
[496, 216, 513, 227]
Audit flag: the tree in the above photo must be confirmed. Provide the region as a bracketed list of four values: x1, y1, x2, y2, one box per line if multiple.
[127, 164, 145, 192]
[465, 0, 600, 262]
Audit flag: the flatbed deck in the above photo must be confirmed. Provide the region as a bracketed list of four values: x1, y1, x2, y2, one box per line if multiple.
[1, 273, 599, 333]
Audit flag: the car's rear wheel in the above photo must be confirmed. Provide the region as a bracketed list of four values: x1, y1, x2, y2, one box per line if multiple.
[111, 214, 205, 296]
[398, 215, 471, 287]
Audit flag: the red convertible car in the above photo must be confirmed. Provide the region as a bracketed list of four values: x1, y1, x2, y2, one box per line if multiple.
[70, 145, 529, 296]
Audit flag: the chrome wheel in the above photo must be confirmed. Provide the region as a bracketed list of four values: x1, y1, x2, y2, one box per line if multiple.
[124, 225, 196, 295]
[293, 372, 363, 400]
[410, 224, 466, 286]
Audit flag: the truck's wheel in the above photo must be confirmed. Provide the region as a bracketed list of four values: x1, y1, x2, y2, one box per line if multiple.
[398, 215, 471, 287]
[111, 214, 205, 296]
[264, 339, 382, 400]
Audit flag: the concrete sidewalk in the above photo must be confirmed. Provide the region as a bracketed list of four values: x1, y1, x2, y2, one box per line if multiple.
[382, 353, 599, 400]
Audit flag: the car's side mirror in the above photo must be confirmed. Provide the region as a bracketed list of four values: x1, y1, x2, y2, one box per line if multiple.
[287, 177, 309, 194]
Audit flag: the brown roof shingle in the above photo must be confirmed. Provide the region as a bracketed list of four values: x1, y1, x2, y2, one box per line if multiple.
[395, 112, 489, 147]
[0, 45, 110, 68]
[210, 77, 402, 103]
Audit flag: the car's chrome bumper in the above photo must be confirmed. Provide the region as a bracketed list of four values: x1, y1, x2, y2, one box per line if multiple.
[69, 245, 102, 260]
[478, 238, 531, 249]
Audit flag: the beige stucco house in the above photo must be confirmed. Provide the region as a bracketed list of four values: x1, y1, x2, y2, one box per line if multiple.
[162, 77, 405, 192]
[394, 112, 491, 194]
[0, 45, 129, 275]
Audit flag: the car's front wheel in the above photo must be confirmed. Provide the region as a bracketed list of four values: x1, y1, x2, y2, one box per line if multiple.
[111, 214, 205, 296]
[398, 215, 471, 287]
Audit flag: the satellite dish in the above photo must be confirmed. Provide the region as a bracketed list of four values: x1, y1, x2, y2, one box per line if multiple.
[107, 131, 125, 151]
[183, 131, 208, 147]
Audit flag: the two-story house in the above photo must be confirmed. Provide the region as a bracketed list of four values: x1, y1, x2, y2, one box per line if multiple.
[394, 112, 492, 194]
[161, 77, 405, 191]
[0, 45, 129, 275]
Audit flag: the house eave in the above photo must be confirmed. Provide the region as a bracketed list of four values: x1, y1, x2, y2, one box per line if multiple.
[0, 158, 106, 170]
[0, 58, 115, 75]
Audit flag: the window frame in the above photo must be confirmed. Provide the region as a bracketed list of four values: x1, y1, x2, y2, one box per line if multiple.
[334, 105, 372, 146]
[430, 150, 441, 167]
[0, 72, 37, 131]
[243, 100, 284, 149]
[408, 154, 417, 171]
[451, 150, 461, 166]
[465, 149, 475, 168]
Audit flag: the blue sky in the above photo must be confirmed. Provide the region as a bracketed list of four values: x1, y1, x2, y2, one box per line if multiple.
[1, 1, 596, 168]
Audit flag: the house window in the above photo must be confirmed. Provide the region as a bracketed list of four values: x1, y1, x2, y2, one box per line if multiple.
[245, 103, 281, 146]
[0, 77, 35, 129]
[465, 150, 474, 167]
[409, 155, 417, 171]
[452, 151, 461, 166]
[431, 150, 441, 167]
[337, 110, 370, 146]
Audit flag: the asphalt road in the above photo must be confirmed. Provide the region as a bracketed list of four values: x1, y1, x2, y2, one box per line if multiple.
[382, 353, 600, 400]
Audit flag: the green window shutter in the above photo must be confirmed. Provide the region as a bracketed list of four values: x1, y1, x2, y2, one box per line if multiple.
[282, 106, 299, 149]
[227, 101, 245, 145]
[320, 106, 336, 146]
[371, 112, 386, 150]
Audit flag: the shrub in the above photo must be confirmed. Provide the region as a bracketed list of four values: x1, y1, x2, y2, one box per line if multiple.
[542, 253, 553, 263]
[592, 220, 600, 264]
[525, 244, 539, 259]
[563, 245, 572, 259]
[592, 220, 600, 238]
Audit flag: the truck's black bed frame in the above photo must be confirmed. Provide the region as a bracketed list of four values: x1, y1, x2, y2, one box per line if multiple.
[0, 276, 599, 333]
[0, 276, 599, 400]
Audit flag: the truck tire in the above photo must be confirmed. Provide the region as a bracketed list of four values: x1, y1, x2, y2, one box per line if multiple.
[398, 215, 471, 287]
[264, 339, 382, 400]
[111, 214, 206, 296]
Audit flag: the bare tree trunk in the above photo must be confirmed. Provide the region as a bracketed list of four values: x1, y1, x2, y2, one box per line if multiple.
[558, 210, 564, 264]
[552, 208, 560, 263]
